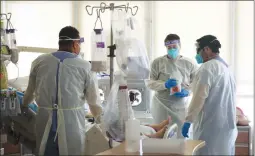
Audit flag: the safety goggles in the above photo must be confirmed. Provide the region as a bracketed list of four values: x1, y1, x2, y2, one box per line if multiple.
[165, 40, 180, 46]
[59, 36, 84, 43]
[165, 40, 180, 49]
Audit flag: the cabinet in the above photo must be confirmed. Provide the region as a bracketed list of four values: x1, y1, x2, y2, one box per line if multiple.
[236, 126, 251, 155]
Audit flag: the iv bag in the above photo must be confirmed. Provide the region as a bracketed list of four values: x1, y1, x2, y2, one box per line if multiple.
[9, 29, 17, 50]
[5, 29, 11, 48]
[10, 49, 19, 64]
[111, 10, 141, 40]
[115, 38, 150, 79]
[102, 74, 135, 142]
[91, 29, 107, 72]
[111, 10, 127, 40]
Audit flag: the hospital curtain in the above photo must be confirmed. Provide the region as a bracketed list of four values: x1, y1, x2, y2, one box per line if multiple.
[3, 1, 73, 79]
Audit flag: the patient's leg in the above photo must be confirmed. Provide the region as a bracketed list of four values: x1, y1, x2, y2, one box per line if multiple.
[146, 117, 171, 132]
[144, 126, 168, 138]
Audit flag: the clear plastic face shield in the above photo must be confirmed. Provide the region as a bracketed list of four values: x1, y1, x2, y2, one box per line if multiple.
[59, 36, 85, 44]
[165, 40, 181, 59]
[59, 36, 85, 58]
[165, 40, 180, 50]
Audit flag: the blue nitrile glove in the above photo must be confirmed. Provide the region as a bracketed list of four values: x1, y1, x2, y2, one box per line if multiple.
[16, 91, 24, 105]
[174, 88, 189, 98]
[16, 91, 38, 113]
[165, 79, 177, 89]
[182, 122, 191, 138]
[28, 103, 38, 113]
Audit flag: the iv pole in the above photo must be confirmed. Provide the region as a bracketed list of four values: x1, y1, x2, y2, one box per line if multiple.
[85, 2, 138, 88]
[85, 2, 138, 148]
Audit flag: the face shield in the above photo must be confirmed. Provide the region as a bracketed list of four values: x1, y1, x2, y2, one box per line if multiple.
[59, 36, 85, 57]
[59, 36, 85, 44]
[165, 40, 180, 59]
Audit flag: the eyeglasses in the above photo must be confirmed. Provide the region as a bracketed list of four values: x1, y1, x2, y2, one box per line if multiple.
[59, 36, 84, 43]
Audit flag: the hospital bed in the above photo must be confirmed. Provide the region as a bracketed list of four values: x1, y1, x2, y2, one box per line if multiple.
[2, 108, 178, 155]
[1, 103, 109, 155]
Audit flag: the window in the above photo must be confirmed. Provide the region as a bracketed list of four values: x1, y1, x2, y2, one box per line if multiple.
[5, 1, 73, 49]
[1, 1, 5, 13]
[235, 1, 254, 122]
[4, 1, 73, 80]
[7, 52, 43, 80]
[235, 1, 254, 86]
[153, 1, 231, 63]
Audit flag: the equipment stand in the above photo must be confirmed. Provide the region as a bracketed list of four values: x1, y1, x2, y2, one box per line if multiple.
[85, 2, 138, 148]
[85, 2, 138, 89]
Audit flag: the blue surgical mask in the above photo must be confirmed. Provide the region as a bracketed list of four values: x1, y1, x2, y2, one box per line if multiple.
[167, 49, 179, 59]
[195, 54, 203, 64]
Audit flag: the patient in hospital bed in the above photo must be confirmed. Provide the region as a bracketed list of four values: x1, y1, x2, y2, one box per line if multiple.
[86, 110, 172, 139]
[140, 117, 172, 138]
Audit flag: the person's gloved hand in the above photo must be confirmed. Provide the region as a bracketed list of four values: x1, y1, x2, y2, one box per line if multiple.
[165, 79, 177, 89]
[174, 88, 189, 98]
[28, 103, 38, 113]
[182, 122, 191, 138]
